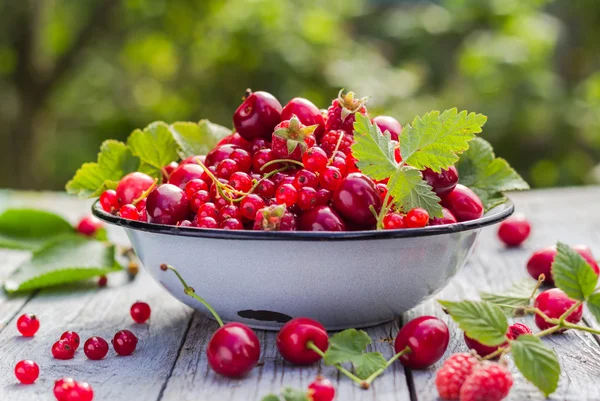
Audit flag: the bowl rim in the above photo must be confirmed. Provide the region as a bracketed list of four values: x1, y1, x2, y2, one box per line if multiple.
[92, 198, 514, 241]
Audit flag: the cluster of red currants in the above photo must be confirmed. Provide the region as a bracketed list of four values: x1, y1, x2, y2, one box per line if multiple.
[98, 89, 485, 231]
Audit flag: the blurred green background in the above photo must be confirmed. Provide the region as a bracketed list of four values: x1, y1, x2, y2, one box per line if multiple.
[1, 0, 599, 190]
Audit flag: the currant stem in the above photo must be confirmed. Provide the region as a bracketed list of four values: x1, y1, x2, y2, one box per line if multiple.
[261, 159, 304, 171]
[160, 264, 224, 327]
[305, 341, 364, 386]
[360, 346, 411, 389]
[328, 133, 345, 165]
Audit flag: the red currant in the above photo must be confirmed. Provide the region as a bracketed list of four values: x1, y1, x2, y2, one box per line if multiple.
[60, 331, 80, 350]
[276, 318, 328, 365]
[221, 218, 244, 230]
[99, 189, 119, 213]
[276, 184, 298, 207]
[255, 178, 276, 198]
[112, 330, 138, 356]
[441, 184, 484, 222]
[383, 213, 405, 229]
[233, 90, 283, 141]
[297, 187, 318, 210]
[195, 216, 219, 229]
[16, 313, 40, 337]
[332, 173, 381, 227]
[162, 161, 179, 182]
[219, 205, 242, 222]
[130, 301, 151, 323]
[252, 149, 277, 173]
[318, 166, 343, 191]
[308, 376, 335, 401]
[184, 179, 208, 198]
[241, 194, 265, 220]
[394, 316, 449, 369]
[168, 164, 205, 189]
[116, 172, 154, 205]
[54, 377, 76, 401]
[497, 213, 531, 247]
[315, 189, 331, 206]
[372, 115, 402, 141]
[65, 381, 94, 401]
[229, 172, 253, 192]
[196, 203, 218, 220]
[534, 288, 583, 331]
[52, 339, 75, 360]
[14, 360, 39, 384]
[294, 169, 319, 189]
[146, 184, 190, 225]
[83, 336, 109, 360]
[230, 148, 252, 172]
[206, 322, 260, 377]
[216, 158, 240, 179]
[189, 190, 211, 212]
[77, 215, 103, 236]
[331, 156, 347, 176]
[405, 208, 429, 228]
[119, 204, 140, 221]
[302, 147, 328, 173]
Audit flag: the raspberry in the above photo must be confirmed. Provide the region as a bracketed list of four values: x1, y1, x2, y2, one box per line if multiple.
[325, 90, 368, 136]
[507, 323, 532, 340]
[459, 362, 513, 401]
[435, 353, 479, 400]
[320, 130, 354, 157]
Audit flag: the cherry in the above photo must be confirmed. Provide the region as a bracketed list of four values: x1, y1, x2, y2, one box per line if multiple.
[281, 97, 325, 140]
[221, 218, 244, 230]
[332, 173, 381, 227]
[294, 169, 319, 189]
[14, 360, 39, 384]
[527, 245, 600, 285]
[131, 301, 151, 323]
[52, 339, 75, 360]
[195, 216, 219, 228]
[189, 190, 211, 212]
[99, 189, 119, 213]
[441, 184, 484, 222]
[206, 144, 239, 167]
[573, 245, 600, 274]
[298, 205, 347, 231]
[233, 90, 283, 141]
[54, 378, 77, 401]
[463, 332, 504, 358]
[17, 313, 40, 337]
[315, 188, 332, 206]
[60, 331, 80, 350]
[116, 172, 154, 205]
[146, 184, 190, 225]
[429, 208, 458, 226]
[119, 204, 140, 221]
[241, 194, 265, 220]
[217, 132, 251, 151]
[112, 329, 138, 356]
[184, 179, 208, 198]
[302, 147, 328, 173]
[372, 115, 402, 141]
[421, 166, 459, 198]
[318, 166, 343, 191]
[229, 172, 253, 192]
[534, 288, 583, 331]
[196, 202, 218, 221]
[256, 178, 276, 198]
[253, 204, 297, 231]
[276, 318, 329, 365]
[180, 155, 204, 165]
[84, 336, 109, 360]
[394, 316, 450, 369]
[249, 138, 270, 154]
[216, 158, 240, 179]
[498, 213, 531, 246]
[76, 215, 103, 237]
[383, 213, 405, 229]
[405, 208, 429, 228]
[162, 161, 179, 182]
[276, 184, 298, 207]
[308, 376, 336, 401]
[206, 322, 261, 377]
[177, 220, 193, 227]
[168, 164, 205, 189]
[297, 187, 318, 210]
[65, 381, 94, 401]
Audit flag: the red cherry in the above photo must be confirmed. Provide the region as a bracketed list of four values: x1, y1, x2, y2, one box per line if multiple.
[16, 313, 40, 337]
[130, 301, 151, 323]
[463, 332, 504, 358]
[405, 208, 429, 228]
[372, 115, 402, 141]
[84, 336, 109, 360]
[281, 97, 325, 140]
[112, 329, 138, 356]
[441, 184, 484, 222]
[308, 376, 336, 401]
[421, 166, 459, 198]
[527, 245, 599, 285]
[206, 144, 239, 167]
[383, 213, 405, 229]
[572, 244, 600, 274]
[60, 331, 80, 350]
[429, 208, 458, 226]
[233, 90, 283, 141]
[298, 206, 347, 232]
[332, 173, 381, 227]
[99, 189, 119, 213]
[534, 288, 583, 331]
[394, 316, 449, 369]
[146, 184, 190, 225]
[52, 339, 75, 360]
[498, 213, 531, 246]
[276, 318, 329, 365]
[168, 164, 205, 189]
[249, 138, 270, 154]
[116, 172, 154, 205]
[217, 132, 251, 151]
[14, 360, 39, 384]
[206, 322, 260, 377]
[76, 215, 103, 236]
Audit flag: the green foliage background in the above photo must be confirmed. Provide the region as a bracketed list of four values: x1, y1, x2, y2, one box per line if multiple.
[0, 0, 598, 190]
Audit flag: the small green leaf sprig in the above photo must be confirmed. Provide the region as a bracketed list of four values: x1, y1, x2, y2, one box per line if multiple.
[440, 242, 600, 397]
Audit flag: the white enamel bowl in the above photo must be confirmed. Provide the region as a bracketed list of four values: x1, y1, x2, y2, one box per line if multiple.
[93, 201, 513, 330]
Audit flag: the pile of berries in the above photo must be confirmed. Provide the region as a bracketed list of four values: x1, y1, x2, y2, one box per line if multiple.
[98, 89, 485, 231]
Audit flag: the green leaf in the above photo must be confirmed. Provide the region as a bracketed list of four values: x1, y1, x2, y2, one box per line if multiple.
[4, 236, 122, 293]
[388, 166, 443, 217]
[0, 209, 74, 251]
[552, 242, 598, 301]
[400, 108, 487, 172]
[439, 300, 508, 346]
[456, 137, 529, 211]
[351, 113, 398, 180]
[480, 280, 537, 312]
[281, 388, 310, 401]
[66, 140, 139, 198]
[170, 120, 232, 158]
[511, 334, 560, 397]
[324, 328, 387, 379]
[127, 122, 180, 177]
[586, 292, 600, 325]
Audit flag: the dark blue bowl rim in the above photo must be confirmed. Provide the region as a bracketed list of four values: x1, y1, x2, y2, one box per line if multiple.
[92, 199, 514, 241]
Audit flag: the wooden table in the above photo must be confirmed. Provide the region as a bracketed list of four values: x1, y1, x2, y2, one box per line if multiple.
[1, 188, 600, 401]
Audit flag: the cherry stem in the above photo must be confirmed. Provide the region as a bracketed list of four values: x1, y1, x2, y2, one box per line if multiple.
[305, 341, 364, 386]
[160, 264, 224, 327]
[132, 179, 158, 205]
[529, 274, 545, 300]
[360, 346, 411, 389]
[261, 159, 304, 171]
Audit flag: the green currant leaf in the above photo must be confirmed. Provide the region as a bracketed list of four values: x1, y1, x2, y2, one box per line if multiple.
[323, 329, 387, 380]
[127, 121, 180, 178]
[586, 292, 600, 325]
[281, 388, 310, 401]
[439, 300, 508, 346]
[0, 209, 74, 251]
[351, 113, 398, 180]
[511, 334, 560, 397]
[170, 120, 232, 158]
[66, 140, 140, 198]
[552, 242, 598, 301]
[400, 108, 487, 173]
[388, 166, 443, 217]
[456, 137, 529, 211]
[480, 280, 538, 313]
[3, 235, 122, 293]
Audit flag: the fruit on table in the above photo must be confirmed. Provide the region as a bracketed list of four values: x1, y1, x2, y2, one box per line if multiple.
[60, 330, 81, 350]
[14, 360, 39, 384]
[130, 301, 151, 323]
[276, 317, 329, 365]
[463, 323, 532, 358]
[112, 329, 138, 356]
[84, 336, 109, 360]
[459, 362, 512, 401]
[76, 215, 103, 236]
[435, 352, 478, 400]
[206, 322, 260, 377]
[526, 244, 599, 284]
[233, 90, 283, 141]
[497, 213, 531, 246]
[308, 376, 336, 401]
[16, 313, 40, 337]
[52, 339, 75, 360]
[394, 316, 450, 369]
[441, 184, 484, 222]
[534, 288, 583, 331]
